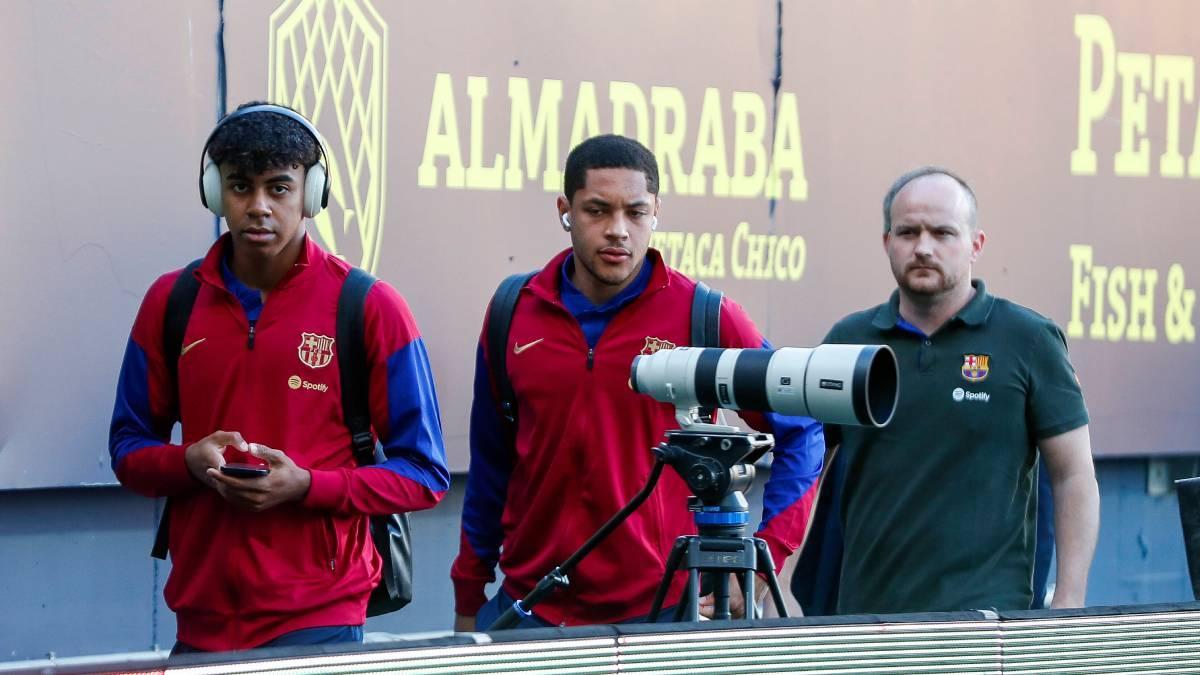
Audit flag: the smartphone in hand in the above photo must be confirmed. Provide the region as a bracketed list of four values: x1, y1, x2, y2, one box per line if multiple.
[220, 463, 270, 478]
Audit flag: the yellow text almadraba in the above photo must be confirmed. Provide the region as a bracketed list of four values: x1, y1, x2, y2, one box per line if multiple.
[417, 74, 809, 201]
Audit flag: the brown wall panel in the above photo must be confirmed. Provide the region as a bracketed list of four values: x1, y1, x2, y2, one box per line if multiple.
[3, 1, 1197, 487]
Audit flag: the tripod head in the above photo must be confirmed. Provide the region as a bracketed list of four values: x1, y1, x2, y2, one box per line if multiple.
[652, 418, 774, 506]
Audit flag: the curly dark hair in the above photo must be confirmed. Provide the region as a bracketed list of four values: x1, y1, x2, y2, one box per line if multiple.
[207, 101, 321, 176]
[563, 134, 659, 202]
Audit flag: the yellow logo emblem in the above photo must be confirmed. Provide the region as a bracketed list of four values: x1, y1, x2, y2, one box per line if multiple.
[961, 354, 990, 382]
[298, 332, 336, 369]
[513, 338, 544, 355]
[641, 337, 677, 355]
[180, 338, 207, 357]
[270, 0, 388, 273]
[288, 373, 329, 392]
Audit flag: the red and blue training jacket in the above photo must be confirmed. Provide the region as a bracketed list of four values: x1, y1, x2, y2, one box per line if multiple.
[109, 234, 449, 650]
[451, 249, 823, 626]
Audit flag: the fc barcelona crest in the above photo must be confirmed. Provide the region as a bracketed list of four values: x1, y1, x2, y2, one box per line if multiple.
[961, 354, 989, 382]
[298, 333, 336, 369]
[641, 337, 677, 356]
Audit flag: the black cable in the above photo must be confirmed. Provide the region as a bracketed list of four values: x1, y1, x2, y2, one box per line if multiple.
[768, 0, 783, 223]
[151, 498, 162, 649]
[212, 0, 227, 240]
[489, 457, 668, 629]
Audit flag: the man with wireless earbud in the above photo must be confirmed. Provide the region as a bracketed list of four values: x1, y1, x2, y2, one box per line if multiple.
[450, 134, 825, 630]
[108, 102, 449, 652]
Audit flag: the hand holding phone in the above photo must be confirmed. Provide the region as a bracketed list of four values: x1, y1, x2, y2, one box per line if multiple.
[186, 430, 249, 484]
[219, 462, 270, 478]
[210, 444, 310, 511]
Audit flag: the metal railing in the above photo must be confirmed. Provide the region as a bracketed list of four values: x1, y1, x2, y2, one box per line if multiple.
[4, 603, 1199, 675]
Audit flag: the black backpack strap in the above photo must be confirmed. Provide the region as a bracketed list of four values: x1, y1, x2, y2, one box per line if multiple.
[337, 267, 379, 466]
[162, 260, 204, 383]
[152, 258, 203, 561]
[691, 281, 723, 423]
[336, 267, 416, 616]
[691, 280, 723, 349]
[486, 271, 536, 441]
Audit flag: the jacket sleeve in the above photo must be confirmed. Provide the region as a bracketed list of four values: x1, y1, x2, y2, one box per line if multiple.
[302, 280, 450, 516]
[450, 322, 514, 616]
[108, 272, 198, 497]
[717, 297, 824, 572]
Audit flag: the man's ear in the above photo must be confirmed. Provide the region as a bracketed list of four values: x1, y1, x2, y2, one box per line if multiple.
[556, 195, 571, 231]
[970, 229, 986, 263]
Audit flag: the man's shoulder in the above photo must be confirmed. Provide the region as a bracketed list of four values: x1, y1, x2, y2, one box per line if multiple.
[659, 262, 703, 300]
[312, 256, 422, 349]
[826, 303, 890, 341]
[140, 265, 195, 313]
[987, 295, 1064, 338]
[361, 275, 415, 322]
[151, 266, 190, 293]
[657, 267, 764, 343]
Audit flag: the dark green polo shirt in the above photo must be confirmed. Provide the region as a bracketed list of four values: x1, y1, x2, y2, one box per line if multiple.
[824, 279, 1088, 614]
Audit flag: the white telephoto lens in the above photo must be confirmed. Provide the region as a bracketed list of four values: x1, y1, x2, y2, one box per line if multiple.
[631, 346, 703, 409]
[632, 344, 897, 428]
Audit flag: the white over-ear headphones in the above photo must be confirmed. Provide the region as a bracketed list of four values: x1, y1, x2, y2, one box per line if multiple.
[199, 104, 332, 219]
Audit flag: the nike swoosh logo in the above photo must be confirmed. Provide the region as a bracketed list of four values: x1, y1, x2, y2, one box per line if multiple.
[513, 338, 544, 355]
[180, 338, 207, 357]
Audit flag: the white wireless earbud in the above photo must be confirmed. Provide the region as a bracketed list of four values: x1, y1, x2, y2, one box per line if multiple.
[561, 213, 572, 231]
[651, 216, 658, 231]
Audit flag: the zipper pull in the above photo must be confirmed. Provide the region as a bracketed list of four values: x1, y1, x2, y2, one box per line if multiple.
[587, 347, 594, 370]
[330, 558, 336, 572]
[247, 319, 257, 350]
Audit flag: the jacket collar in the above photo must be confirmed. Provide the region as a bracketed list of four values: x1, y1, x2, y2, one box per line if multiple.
[528, 247, 670, 304]
[195, 232, 320, 291]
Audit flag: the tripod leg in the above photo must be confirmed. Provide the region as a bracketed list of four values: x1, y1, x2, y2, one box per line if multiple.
[649, 538, 689, 623]
[682, 567, 700, 621]
[741, 569, 756, 620]
[671, 553, 697, 623]
[711, 570, 731, 620]
[672, 583, 691, 619]
[754, 539, 789, 618]
[672, 590, 688, 622]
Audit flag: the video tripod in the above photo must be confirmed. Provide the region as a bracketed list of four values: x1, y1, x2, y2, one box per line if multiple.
[647, 427, 789, 622]
[489, 420, 790, 629]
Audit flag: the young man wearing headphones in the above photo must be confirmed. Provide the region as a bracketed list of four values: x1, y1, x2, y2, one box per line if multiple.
[109, 102, 449, 652]
[450, 134, 825, 629]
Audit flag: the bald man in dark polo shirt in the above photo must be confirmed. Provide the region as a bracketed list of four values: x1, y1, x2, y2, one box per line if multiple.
[821, 167, 1100, 614]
